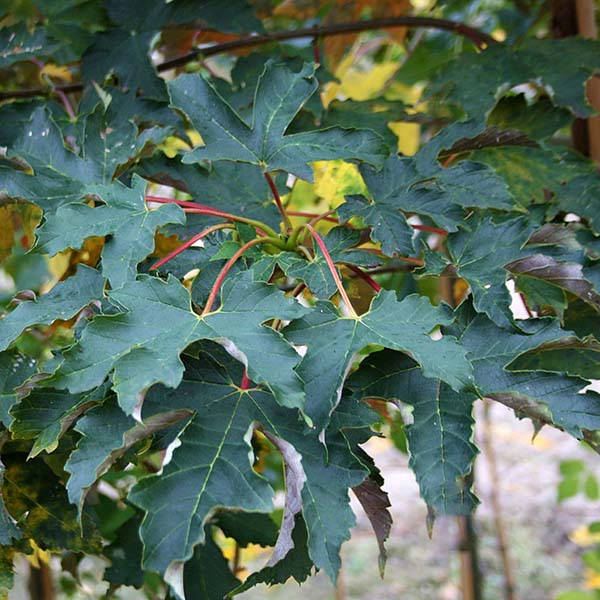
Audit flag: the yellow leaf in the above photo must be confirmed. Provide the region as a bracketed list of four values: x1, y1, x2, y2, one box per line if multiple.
[386, 81, 425, 155]
[312, 160, 365, 208]
[322, 54, 399, 105]
[186, 129, 203, 148]
[26, 540, 52, 569]
[586, 569, 600, 589]
[570, 524, 600, 547]
[0, 204, 42, 261]
[40, 63, 73, 82]
[158, 130, 203, 158]
[388, 121, 420, 156]
[158, 136, 191, 158]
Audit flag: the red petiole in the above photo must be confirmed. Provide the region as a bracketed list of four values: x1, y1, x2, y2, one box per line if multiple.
[240, 370, 251, 389]
[412, 224, 448, 235]
[287, 210, 339, 223]
[149, 223, 233, 271]
[201, 237, 272, 316]
[345, 264, 382, 293]
[305, 224, 358, 318]
[146, 195, 279, 238]
[264, 172, 292, 232]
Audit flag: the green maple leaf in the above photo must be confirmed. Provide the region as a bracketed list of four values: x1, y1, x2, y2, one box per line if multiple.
[168, 61, 388, 181]
[0, 459, 20, 545]
[443, 215, 536, 329]
[44, 271, 307, 413]
[509, 336, 600, 381]
[471, 145, 600, 225]
[9, 384, 108, 458]
[183, 529, 242, 600]
[64, 398, 191, 516]
[230, 515, 312, 595]
[0, 25, 59, 68]
[347, 349, 479, 516]
[0, 352, 38, 428]
[253, 226, 378, 299]
[0, 104, 169, 215]
[0, 108, 96, 213]
[506, 254, 600, 314]
[284, 292, 474, 431]
[0, 265, 104, 352]
[137, 156, 283, 230]
[82, 0, 261, 100]
[323, 98, 409, 151]
[2, 454, 102, 553]
[130, 342, 370, 581]
[488, 95, 572, 141]
[340, 123, 513, 256]
[432, 38, 600, 118]
[213, 512, 278, 549]
[453, 304, 600, 437]
[35, 176, 184, 288]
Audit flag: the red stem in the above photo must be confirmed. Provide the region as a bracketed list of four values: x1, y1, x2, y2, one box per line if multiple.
[345, 264, 382, 293]
[149, 223, 232, 271]
[313, 39, 321, 64]
[306, 224, 358, 318]
[288, 210, 339, 223]
[264, 172, 291, 232]
[147, 195, 210, 209]
[240, 370, 251, 389]
[55, 89, 76, 119]
[308, 209, 337, 226]
[147, 196, 273, 236]
[201, 237, 270, 316]
[412, 224, 448, 235]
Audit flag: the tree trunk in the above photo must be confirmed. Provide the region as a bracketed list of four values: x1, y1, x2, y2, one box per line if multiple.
[28, 562, 55, 600]
[575, 0, 600, 163]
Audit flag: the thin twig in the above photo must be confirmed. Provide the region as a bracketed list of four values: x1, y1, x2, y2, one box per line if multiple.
[0, 16, 496, 100]
[482, 401, 516, 600]
[158, 16, 496, 70]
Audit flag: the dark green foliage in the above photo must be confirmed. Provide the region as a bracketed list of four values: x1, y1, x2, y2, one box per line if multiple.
[0, 1, 599, 597]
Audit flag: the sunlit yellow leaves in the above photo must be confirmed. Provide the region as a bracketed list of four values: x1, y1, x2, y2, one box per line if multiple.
[571, 524, 600, 547]
[0, 204, 41, 262]
[322, 53, 399, 105]
[25, 539, 52, 569]
[158, 129, 203, 158]
[40, 63, 72, 82]
[312, 160, 365, 208]
[47, 236, 105, 285]
[386, 81, 424, 155]
[285, 160, 365, 232]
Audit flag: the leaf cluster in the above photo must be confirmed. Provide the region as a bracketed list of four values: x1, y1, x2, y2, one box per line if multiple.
[0, 0, 600, 597]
